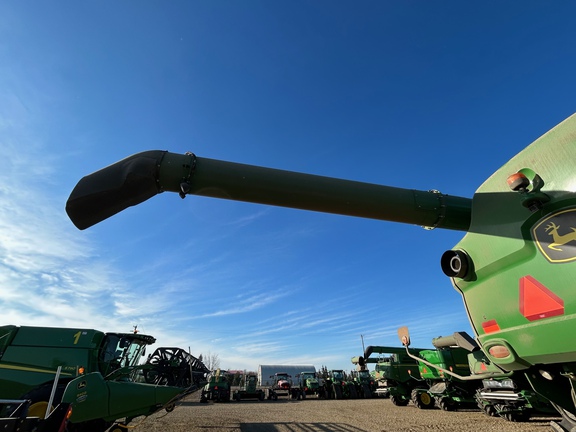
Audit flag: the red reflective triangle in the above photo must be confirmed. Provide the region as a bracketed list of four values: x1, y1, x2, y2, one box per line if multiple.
[519, 275, 564, 321]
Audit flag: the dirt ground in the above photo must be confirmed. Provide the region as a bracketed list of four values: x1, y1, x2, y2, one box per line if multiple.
[129, 392, 561, 432]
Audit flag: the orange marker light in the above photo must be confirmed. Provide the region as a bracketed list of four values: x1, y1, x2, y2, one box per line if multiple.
[488, 345, 511, 359]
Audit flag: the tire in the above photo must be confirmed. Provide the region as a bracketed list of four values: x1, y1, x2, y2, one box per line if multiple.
[501, 411, 530, 422]
[334, 385, 343, 400]
[437, 397, 456, 411]
[22, 382, 67, 419]
[362, 384, 372, 399]
[390, 394, 409, 406]
[411, 389, 434, 409]
[348, 384, 358, 399]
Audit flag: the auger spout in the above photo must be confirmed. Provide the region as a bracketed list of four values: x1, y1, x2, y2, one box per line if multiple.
[66, 150, 472, 231]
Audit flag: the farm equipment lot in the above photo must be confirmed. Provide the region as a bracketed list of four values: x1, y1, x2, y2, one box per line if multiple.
[132, 391, 558, 432]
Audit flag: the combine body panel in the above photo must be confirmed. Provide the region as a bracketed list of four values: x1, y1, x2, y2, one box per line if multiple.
[67, 114, 576, 430]
[0, 325, 201, 432]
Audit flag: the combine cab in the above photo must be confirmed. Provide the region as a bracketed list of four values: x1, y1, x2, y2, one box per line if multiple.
[233, 374, 265, 401]
[67, 113, 576, 430]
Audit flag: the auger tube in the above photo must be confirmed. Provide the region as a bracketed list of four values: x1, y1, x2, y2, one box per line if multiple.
[400, 344, 510, 381]
[66, 150, 472, 230]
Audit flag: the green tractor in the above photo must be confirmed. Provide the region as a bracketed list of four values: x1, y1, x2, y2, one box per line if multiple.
[200, 369, 231, 402]
[351, 369, 377, 398]
[353, 346, 429, 407]
[0, 325, 205, 432]
[232, 373, 265, 401]
[296, 371, 321, 399]
[323, 370, 357, 400]
[67, 113, 576, 430]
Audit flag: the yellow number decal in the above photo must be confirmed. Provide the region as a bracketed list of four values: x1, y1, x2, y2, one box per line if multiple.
[73, 331, 81, 345]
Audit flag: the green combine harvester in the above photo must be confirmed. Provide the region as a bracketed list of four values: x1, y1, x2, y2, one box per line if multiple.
[408, 332, 482, 411]
[0, 325, 207, 432]
[352, 346, 429, 407]
[67, 113, 576, 431]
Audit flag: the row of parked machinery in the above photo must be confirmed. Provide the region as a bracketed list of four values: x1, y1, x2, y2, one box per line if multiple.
[199, 367, 382, 403]
[351, 327, 558, 423]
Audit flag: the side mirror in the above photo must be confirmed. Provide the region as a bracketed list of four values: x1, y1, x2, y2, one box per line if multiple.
[397, 326, 411, 346]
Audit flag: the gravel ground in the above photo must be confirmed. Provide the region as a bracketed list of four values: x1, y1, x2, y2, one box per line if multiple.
[128, 392, 561, 432]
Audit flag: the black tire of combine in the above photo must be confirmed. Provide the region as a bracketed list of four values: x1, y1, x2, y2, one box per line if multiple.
[390, 394, 409, 406]
[437, 397, 456, 411]
[411, 389, 435, 409]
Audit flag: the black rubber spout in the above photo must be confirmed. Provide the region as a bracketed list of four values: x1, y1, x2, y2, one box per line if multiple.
[66, 150, 166, 230]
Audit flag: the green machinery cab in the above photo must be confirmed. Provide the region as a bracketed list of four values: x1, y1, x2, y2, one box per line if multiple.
[67, 113, 576, 431]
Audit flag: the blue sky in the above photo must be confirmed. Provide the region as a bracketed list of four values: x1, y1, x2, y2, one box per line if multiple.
[1, 2, 576, 371]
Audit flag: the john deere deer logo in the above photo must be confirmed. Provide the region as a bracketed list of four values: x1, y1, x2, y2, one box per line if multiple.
[533, 209, 576, 263]
[544, 222, 576, 251]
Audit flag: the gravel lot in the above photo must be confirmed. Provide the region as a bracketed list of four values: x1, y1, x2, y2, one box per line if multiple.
[130, 392, 561, 432]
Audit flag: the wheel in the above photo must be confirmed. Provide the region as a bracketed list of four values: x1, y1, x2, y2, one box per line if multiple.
[348, 383, 358, 399]
[22, 383, 66, 419]
[390, 394, 409, 406]
[334, 385, 343, 400]
[67, 419, 114, 432]
[501, 411, 530, 422]
[362, 384, 372, 398]
[551, 403, 576, 432]
[411, 389, 434, 409]
[259, 391, 265, 401]
[437, 397, 456, 411]
[165, 403, 175, 412]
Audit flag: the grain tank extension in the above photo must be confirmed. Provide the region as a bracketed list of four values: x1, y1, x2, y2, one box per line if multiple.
[67, 114, 576, 431]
